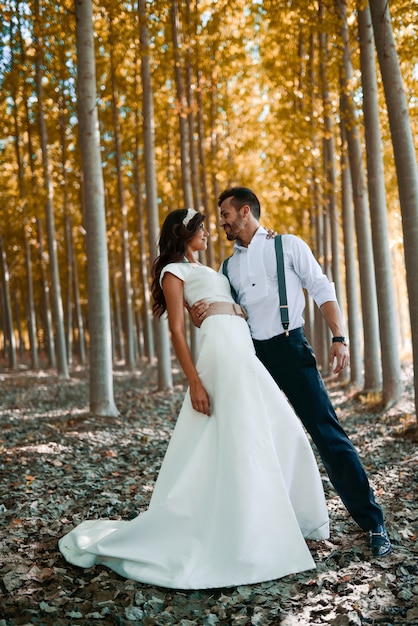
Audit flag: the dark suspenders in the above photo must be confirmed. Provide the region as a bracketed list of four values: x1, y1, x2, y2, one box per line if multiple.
[222, 235, 289, 333]
[274, 235, 289, 333]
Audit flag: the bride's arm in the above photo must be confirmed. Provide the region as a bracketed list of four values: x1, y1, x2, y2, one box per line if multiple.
[162, 273, 211, 416]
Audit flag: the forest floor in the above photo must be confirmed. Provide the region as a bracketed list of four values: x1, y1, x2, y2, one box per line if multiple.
[0, 358, 417, 626]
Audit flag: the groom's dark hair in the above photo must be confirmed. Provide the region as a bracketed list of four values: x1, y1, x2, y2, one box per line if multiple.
[218, 187, 261, 220]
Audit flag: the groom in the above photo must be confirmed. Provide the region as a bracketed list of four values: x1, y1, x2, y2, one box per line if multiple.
[192, 186, 392, 558]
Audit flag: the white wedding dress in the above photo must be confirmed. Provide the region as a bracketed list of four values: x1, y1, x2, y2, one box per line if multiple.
[59, 263, 329, 589]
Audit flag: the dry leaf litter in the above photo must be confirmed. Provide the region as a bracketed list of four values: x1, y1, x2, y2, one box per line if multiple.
[0, 360, 417, 625]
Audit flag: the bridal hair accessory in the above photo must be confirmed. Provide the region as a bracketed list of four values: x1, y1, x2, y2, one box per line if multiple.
[182, 208, 198, 227]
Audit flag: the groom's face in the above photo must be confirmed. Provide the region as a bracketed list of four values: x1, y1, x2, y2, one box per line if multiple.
[219, 198, 246, 241]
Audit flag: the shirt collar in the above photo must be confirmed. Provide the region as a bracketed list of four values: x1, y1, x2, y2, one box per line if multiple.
[234, 226, 268, 251]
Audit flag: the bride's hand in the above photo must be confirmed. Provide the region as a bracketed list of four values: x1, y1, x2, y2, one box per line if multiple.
[190, 379, 211, 416]
[266, 228, 277, 239]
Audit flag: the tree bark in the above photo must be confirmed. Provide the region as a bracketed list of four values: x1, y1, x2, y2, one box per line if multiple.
[24, 226, 39, 370]
[34, 0, 69, 379]
[139, 0, 172, 390]
[340, 124, 363, 387]
[37, 218, 56, 368]
[369, 0, 418, 425]
[109, 14, 136, 370]
[75, 0, 118, 416]
[337, 0, 382, 391]
[171, 0, 194, 210]
[358, 3, 402, 407]
[133, 133, 154, 361]
[0, 236, 17, 369]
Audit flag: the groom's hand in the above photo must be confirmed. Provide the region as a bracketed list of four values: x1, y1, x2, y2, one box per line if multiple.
[190, 300, 210, 328]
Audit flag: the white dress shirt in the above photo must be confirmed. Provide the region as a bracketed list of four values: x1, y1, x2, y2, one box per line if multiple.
[223, 227, 337, 341]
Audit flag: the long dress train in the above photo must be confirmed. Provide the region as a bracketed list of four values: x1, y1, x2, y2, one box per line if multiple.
[59, 263, 329, 589]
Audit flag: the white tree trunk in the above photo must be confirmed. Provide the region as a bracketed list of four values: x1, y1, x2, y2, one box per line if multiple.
[139, 0, 173, 390]
[358, 3, 402, 407]
[369, 0, 418, 425]
[75, 0, 118, 416]
[34, 0, 69, 379]
[337, 0, 382, 391]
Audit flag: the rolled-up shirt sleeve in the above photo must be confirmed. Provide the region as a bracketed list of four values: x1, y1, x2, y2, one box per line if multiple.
[288, 235, 337, 307]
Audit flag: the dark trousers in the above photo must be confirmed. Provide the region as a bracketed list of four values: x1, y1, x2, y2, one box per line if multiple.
[253, 327, 383, 531]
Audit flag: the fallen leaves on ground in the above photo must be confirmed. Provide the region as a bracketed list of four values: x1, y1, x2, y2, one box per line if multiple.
[0, 360, 417, 625]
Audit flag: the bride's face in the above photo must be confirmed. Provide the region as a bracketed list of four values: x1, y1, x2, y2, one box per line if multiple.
[188, 223, 209, 254]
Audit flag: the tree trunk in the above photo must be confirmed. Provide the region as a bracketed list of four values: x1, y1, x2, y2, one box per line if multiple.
[369, 0, 418, 426]
[337, 0, 382, 392]
[196, 68, 215, 268]
[171, 0, 194, 210]
[209, 67, 224, 266]
[24, 226, 39, 370]
[319, 26, 342, 305]
[139, 0, 172, 390]
[71, 226, 87, 366]
[14, 288, 25, 357]
[75, 0, 118, 416]
[109, 15, 136, 370]
[340, 124, 363, 387]
[358, 3, 402, 407]
[37, 218, 56, 368]
[0, 237, 17, 369]
[34, 0, 69, 379]
[59, 95, 74, 368]
[133, 134, 154, 361]
[64, 214, 74, 367]
[318, 16, 341, 375]
[112, 270, 125, 363]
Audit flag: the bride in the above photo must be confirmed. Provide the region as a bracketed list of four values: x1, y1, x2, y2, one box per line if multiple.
[58, 208, 329, 590]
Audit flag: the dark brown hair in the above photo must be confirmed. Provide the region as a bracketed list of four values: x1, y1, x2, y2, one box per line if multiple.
[218, 187, 261, 220]
[151, 209, 205, 318]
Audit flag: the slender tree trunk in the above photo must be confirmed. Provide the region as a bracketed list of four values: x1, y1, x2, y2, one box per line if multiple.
[319, 28, 342, 305]
[37, 218, 56, 368]
[337, 0, 381, 391]
[171, 0, 194, 210]
[112, 271, 125, 363]
[196, 69, 215, 268]
[34, 0, 69, 379]
[369, 0, 418, 426]
[75, 0, 118, 415]
[12, 96, 25, 200]
[71, 226, 87, 366]
[133, 131, 154, 361]
[318, 16, 339, 375]
[314, 202, 328, 372]
[24, 226, 39, 370]
[10, 7, 25, 202]
[64, 214, 74, 366]
[358, 3, 402, 407]
[0, 237, 17, 369]
[303, 34, 318, 347]
[59, 94, 74, 368]
[109, 15, 135, 369]
[0, 288, 7, 359]
[340, 124, 363, 387]
[185, 0, 201, 211]
[14, 288, 25, 357]
[17, 12, 37, 195]
[139, 0, 172, 390]
[209, 68, 224, 266]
